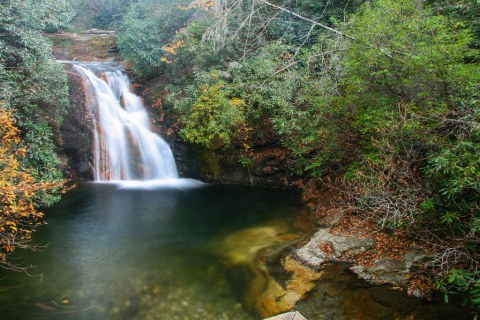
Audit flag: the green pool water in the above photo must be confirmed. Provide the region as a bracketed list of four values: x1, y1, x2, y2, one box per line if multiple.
[0, 183, 473, 320]
[0, 183, 306, 320]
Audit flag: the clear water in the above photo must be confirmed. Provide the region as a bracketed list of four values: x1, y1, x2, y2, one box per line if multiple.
[0, 183, 305, 320]
[0, 184, 472, 320]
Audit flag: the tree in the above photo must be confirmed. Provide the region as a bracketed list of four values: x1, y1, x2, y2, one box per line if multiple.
[0, 108, 65, 272]
[117, 0, 194, 75]
[0, 0, 72, 270]
[68, 0, 137, 30]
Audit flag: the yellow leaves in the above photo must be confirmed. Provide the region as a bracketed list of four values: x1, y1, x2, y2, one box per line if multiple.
[177, 0, 216, 11]
[0, 107, 64, 259]
[4, 240, 14, 253]
[180, 80, 248, 149]
[230, 97, 245, 107]
[160, 57, 172, 63]
[5, 222, 17, 233]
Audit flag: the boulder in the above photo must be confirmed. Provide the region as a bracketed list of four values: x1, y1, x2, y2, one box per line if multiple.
[350, 250, 434, 298]
[292, 228, 434, 298]
[292, 228, 375, 269]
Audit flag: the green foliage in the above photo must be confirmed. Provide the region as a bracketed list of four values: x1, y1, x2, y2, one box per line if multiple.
[426, 0, 480, 49]
[0, 0, 74, 65]
[67, 0, 135, 30]
[440, 211, 462, 224]
[169, 71, 246, 149]
[0, 0, 71, 206]
[343, 0, 478, 108]
[436, 269, 480, 310]
[341, 0, 480, 213]
[338, 0, 480, 303]
[228, 42, 297, 116]
[426, 141, 480, 199]
[419, 198, 436, 212]
[117, 0, 193, 75]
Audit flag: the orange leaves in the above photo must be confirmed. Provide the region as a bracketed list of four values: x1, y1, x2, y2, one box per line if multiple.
[152, 97, 163, 109]
[320, 242, 334, 256]
[160, 40, 184, 63]
[162, 39, 184, 55]
[0, 107, 64, 265]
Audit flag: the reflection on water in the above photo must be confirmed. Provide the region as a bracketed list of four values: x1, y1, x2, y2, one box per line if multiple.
[0, 183, 472, 320]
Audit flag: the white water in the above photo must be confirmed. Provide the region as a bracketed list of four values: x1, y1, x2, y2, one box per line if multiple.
[69, 62, 201, 188]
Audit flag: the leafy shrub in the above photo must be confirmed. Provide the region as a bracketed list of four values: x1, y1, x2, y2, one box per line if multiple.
[0, 108, 65, 271]
[169, 71, 246, 149]
[0, 0, 71, 270]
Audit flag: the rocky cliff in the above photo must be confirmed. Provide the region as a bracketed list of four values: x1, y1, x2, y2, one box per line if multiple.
[58, 64, 95, 180]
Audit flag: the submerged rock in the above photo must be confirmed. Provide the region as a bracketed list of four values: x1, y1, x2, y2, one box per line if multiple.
[211, 221, 325, 318]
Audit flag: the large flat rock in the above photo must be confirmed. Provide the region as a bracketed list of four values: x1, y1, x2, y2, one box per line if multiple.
[293, 228, 375, 269]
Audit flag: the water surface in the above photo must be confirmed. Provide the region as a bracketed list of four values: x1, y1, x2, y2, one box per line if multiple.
[0, 183, 473, 320]
[0, 183, 304, 320]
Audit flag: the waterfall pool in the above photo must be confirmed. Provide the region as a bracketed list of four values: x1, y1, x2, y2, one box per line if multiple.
[0, 183, 472, 319]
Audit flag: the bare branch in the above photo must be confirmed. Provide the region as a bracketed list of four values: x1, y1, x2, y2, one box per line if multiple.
[256, 0, 352, 39]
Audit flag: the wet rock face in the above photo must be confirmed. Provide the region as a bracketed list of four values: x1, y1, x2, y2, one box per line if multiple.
[137, 77, 299, 188]
[58, 65, 95, 180]
[191, 149, 297, 188]
[161, 119, 298, 187]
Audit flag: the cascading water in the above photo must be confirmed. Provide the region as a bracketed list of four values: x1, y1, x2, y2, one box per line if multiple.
[68, 62, 196, 187]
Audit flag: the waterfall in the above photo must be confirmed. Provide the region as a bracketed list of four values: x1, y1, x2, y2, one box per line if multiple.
[69, 62, 185, 185]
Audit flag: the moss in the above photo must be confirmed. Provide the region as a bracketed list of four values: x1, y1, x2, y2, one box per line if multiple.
[192, 146, 221, 177]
